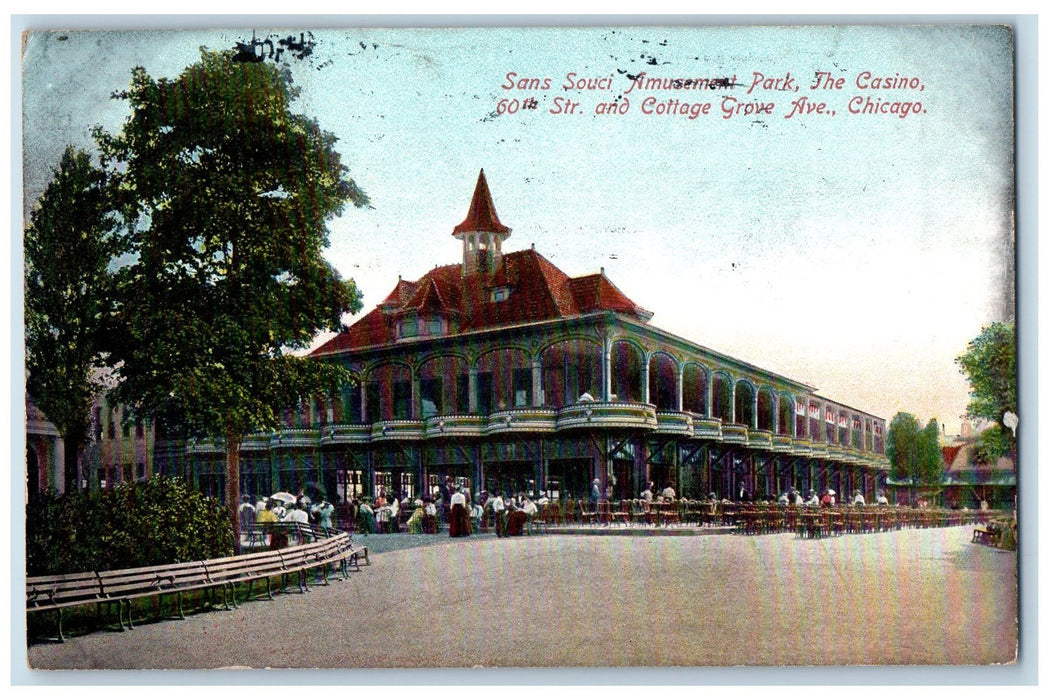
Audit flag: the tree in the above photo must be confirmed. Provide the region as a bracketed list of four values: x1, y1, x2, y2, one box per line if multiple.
[887, 412, 944, 504]
[956, 322, 1017, 427]
[97, 50, 367, 549]
[24, 147, 121, 493]
[887, 412, 922, 502]
[918, 418, 946, 487]
[970, 423, 1011, 467]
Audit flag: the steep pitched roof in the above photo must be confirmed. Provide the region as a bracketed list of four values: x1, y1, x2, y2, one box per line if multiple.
[310, 172, 652, 357]
[569, 273, 651, 317]
[452, 169, 511, 235]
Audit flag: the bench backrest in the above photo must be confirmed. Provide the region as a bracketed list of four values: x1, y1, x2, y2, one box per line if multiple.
[26, 571, 103, 610]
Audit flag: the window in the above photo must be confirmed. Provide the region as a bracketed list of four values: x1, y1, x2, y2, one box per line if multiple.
[392, 381, 412, 419]
[107, 412, 116, 439]
[427, 318, 443, 336]
[401, 316, 419, 338]
[420, 378, 442, 418]
[513, 368, 532, 407]
[135, 418, 144, 439]
[491, 287, 511, 303]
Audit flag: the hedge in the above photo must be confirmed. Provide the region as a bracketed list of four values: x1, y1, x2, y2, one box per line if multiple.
[26, 475, 233, 576]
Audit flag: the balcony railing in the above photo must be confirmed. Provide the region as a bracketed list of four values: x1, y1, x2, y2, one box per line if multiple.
[370, 420, 424, 441]
[555, 401, 658, 431]
[485, 408, 558, 435]
[321, 424, 372, 445]
[747, 429, 773, 449]
[721, 423, 749, 444]
[655, 410, 694, 436]
[772, 434, 793, 453]
[423, 414, 486, 439]
[692, 416, 723, 439]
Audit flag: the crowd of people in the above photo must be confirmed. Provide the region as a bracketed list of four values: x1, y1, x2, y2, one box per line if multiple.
[237, 489, 337, 549]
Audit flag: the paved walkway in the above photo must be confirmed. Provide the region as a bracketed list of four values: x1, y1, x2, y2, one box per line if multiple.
[25, 526, 1017, 670]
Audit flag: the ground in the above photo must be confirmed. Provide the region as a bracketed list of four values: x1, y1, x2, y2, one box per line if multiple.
[25, 526, 1017, 671]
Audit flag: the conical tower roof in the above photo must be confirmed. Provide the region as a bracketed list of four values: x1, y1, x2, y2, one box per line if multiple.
[452, 169, 511, 235]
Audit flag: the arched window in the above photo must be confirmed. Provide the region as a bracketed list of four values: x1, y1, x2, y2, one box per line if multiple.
[611, 340, 643, 403]
[757, 387, 776, 432]
[649, 352, 678, 410]
[735, 381, 756, 427]
[418, 356, 470, 417]
[365, 363, 413, 422]
[540, 339, 602, 408]
[477, 348, 532, 413]
[712, 372, 733, 423]
[682, 363, 707, 415]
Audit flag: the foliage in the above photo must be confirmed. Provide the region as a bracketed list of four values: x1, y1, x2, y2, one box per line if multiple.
[887, 412, 922, 483]
[970, 423, 1011, 467]
[25, 476, 232, 576]
[887, 412, 944, 486]
[955, 322, 1016, 426]
[94, 49, 367, 542]
[24, 147, 122, 488]
[918, 418, 946, 485]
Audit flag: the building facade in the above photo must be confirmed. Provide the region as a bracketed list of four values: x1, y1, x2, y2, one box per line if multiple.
[176, 171, 890, 505]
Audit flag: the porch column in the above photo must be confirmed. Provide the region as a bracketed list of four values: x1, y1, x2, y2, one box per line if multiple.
[676, 365, 684, 411]
[532, 357, 543, 407]
[705, 371, 713, 418]
[602, 337, 613, 401]
[641, 357, 650, 405]
[751, 391, 759, 430]
[468, 367, 478, 414]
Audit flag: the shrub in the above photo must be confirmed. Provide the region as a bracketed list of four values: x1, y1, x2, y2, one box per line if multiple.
[26, 476, 233, 576]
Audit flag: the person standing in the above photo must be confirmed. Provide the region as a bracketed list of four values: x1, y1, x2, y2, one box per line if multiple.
[487, 491, 507, 537]
[590, 479, 602, 504]
[314, 498, 335, 531]
[449, 487, 470, 537]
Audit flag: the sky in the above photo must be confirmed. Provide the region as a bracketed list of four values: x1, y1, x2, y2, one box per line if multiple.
[20, 24, 1016, 435]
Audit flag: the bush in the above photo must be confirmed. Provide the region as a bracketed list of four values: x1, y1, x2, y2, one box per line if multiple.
[26, 476, 233, 575]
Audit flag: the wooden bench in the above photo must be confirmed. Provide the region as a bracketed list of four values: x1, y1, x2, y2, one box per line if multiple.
[96, 560, 213, 630]
[972, 525, 1000, 547]
[28, 529, 368, 643]
[26, 571, 105, 642]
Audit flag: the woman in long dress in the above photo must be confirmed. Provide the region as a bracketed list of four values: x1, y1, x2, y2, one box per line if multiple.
[449, 487, 470, 537]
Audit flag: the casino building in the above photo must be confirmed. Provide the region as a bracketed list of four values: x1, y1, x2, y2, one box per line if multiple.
[175, 171, 890, 505]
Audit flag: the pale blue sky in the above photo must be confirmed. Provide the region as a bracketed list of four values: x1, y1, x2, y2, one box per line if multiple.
[21, 25, 1016, 433]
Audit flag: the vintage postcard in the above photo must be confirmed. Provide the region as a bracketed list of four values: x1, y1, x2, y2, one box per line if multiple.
[19, 22, 1021, 678]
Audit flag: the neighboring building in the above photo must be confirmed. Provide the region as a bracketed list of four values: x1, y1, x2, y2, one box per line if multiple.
[939, 421, 1016, 510]
[25, 393, 156, 497]
[179, 171, 890, 504]
[26, 396, 67, 497]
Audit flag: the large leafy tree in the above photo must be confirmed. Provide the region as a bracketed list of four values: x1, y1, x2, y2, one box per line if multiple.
[918, 418, 946, 486]
[97, 50, 367, 547]
[955, 321, 1017, 463]
[955, 321, 1017, 425]
[887, 412, 922, 490]
[25, 147, 122, 493]
[887, 412, 943, 503]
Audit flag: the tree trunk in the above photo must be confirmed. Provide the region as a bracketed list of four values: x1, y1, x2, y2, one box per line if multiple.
[63, 438, 82, 494]
[225, 427, 242, 554]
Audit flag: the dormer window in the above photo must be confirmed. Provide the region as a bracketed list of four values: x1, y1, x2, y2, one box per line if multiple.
[491, 286, 511, 303]
[426, 318, 443, 336]
[400, 315, 419, 339]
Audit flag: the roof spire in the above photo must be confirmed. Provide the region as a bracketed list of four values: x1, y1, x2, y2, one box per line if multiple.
[453, 169, 511, 235]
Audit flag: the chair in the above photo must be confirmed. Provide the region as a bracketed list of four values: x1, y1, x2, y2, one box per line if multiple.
[596, 500, 612, 526]
[578, 499, 596, 525]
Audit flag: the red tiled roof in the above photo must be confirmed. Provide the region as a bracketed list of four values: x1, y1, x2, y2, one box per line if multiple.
[452, 170, 510, 235]
[569, 273, 648, 315]
[312, 249, 650, 355]
[941, 444, 964, 470]
[310, 172, 651, 357]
